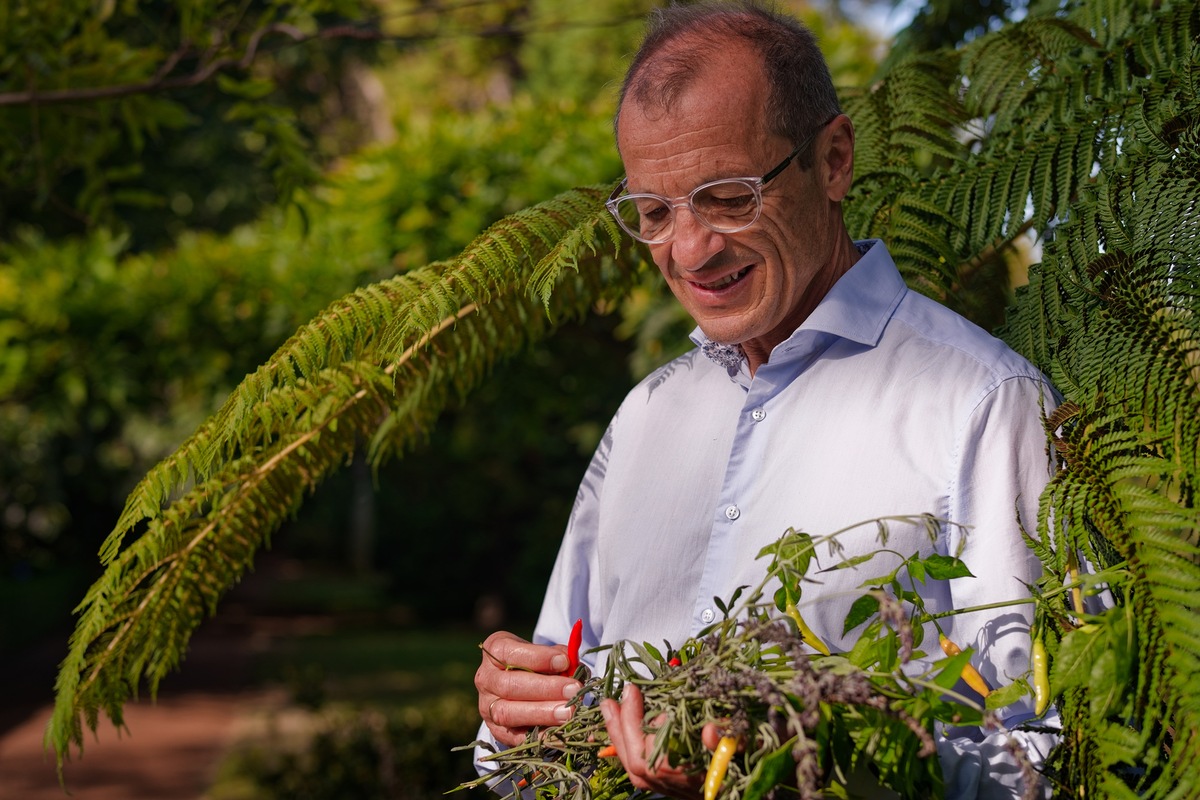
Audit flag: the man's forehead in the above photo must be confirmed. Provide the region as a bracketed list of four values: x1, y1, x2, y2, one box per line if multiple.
[625, 34, 766, 116]
[616, 59, 775, 191]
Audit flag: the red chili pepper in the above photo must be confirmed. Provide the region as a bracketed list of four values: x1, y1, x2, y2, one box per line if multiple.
[561, 618, 583, 676]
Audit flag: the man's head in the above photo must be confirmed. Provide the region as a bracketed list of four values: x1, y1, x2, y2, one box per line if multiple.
[616, 2, 841, 169]
[612, 2, 858, 371]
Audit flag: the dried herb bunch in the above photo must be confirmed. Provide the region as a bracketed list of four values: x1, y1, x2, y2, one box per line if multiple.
[460, 517, 1038, 800]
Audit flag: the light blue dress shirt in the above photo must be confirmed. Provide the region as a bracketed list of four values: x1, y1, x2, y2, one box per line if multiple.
[482, 240, 1059, 799]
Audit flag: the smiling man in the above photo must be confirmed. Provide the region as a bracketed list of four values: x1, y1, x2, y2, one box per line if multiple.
[474, 3, 1058, 798]
[609, 19, 852, 372]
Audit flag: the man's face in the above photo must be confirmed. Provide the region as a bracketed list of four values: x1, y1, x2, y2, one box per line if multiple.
[616, 47, 843, 364]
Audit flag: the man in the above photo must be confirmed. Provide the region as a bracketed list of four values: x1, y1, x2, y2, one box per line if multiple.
[474, 2, 1058, 797]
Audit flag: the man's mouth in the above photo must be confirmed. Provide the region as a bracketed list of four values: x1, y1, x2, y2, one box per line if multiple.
[697, 266, 751, 290]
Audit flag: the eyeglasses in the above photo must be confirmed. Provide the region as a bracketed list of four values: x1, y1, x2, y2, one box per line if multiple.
[605, 117, 835, 245]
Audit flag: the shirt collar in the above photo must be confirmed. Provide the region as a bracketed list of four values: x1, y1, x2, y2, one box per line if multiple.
[690, 239, 907, 370]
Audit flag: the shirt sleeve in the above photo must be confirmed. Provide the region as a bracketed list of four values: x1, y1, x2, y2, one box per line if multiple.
[530, 416, 613, 653]
[472, 418, 615, 781]
[939, 374, 1060, 798]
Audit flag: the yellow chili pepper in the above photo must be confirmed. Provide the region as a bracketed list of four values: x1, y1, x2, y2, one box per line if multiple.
[704, 736, 738, 800]
[1032, 637, 1051, 716]
[1066, 550, 1085, 617]
[939, 634, 992, 698]
[785, 602, 831, 656]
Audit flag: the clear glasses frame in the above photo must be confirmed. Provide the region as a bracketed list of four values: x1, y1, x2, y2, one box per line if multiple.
[605, 116, 836, 245]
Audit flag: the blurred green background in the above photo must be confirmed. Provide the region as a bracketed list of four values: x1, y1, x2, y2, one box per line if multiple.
[0, 1, 1027, 795]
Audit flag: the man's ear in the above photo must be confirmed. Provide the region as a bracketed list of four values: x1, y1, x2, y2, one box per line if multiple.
[820, 114, 855, 203]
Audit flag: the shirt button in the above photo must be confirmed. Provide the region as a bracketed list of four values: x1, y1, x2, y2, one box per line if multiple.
[725, 505, 740, 520]
[700, 609, 715, 624]
[751, 407, 766, 421]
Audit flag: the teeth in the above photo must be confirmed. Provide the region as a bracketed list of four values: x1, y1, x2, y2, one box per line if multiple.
[701, 267, 749, 290]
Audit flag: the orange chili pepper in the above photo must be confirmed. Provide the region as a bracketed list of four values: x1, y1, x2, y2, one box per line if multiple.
[939, 634, 992, 698]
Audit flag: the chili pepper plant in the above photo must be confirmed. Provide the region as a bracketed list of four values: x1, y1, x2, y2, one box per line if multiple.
[458, 516, 1043, 800]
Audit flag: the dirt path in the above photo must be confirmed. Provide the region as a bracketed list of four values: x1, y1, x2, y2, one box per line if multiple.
[0, 692, 261, 800]
[0, 592, 273, 799]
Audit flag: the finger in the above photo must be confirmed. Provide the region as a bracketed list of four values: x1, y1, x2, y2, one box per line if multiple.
[480, 631, 570, 675]
[701, 722, 723, 751]
[609, 685, 663, 791]
[599, 697, 631, 767]
[487, 720, 529, 748]
[618, 684, 652, 769]
[476, 664, 582, 707]
[603, 686, 702, 797]
[486, 696, 575, 731]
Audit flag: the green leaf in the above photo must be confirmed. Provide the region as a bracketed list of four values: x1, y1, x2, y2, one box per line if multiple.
[820, 551, 877, 572]
[1088, 648, 1132, 719]
[922, 554, 974, 580]
[743, 739, 796, 800]
[928, 698, 985, 728]
[934, 650, 972, 691]
[908, 558, 926, 584]
[843, 593, 880, 636]
[985, 679, 1028, 711]
[1051, 623, 1106, 693]
[216, 74, 276, 100]
[845, 620, 884, 669]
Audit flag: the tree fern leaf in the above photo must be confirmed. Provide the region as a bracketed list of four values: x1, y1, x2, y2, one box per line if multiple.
[45, 184, 642, 765]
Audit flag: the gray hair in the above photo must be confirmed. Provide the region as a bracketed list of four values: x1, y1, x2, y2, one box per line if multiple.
[616, 1, 842, 167]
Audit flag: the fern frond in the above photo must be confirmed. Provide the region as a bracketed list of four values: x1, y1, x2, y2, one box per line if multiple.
[46, 185, 645, 765]
[994, 3, 1200, 790]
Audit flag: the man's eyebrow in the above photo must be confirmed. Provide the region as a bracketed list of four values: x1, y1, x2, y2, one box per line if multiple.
[624, 169, 756, 196]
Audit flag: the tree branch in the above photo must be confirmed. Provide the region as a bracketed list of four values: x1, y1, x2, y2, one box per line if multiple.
[0, 23, 380, 107]
[0, 11, 646, 108]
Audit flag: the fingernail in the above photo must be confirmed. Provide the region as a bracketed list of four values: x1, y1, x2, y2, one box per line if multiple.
[550, 655, 568, 673]
[562, 682, 581, 700]
[554, 704, 572, 722]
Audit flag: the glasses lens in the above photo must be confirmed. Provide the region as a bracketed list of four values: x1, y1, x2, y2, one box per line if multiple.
[613, 196, 673, 243]
[691, 180, 760, 231]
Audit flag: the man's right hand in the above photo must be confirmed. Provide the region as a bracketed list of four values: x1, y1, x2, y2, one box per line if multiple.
[475, 630, 583, 747]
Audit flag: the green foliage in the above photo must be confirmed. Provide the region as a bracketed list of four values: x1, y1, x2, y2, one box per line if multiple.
[0, 216, 376, 573]
[464, 523, 1024, 800]
[0, 0, 377, 244]
[995, 9, 1200, 789]
[0, 91, 621, 576]
[44, 181, 645, 765]
[214, 694, 482, 800]
[845, 0, 1200, 795]
[880, 0, 1028, 72]
[0, 224, 359, 570]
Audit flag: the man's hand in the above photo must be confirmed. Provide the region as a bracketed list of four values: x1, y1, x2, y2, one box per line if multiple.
[475, 631, 582, 747]
[600, 683, 716, 799]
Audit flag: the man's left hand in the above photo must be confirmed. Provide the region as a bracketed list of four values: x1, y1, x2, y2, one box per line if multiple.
[600, 683, 717, 799]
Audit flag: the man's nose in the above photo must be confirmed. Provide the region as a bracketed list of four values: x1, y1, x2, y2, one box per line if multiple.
[668, 207, 726, 272]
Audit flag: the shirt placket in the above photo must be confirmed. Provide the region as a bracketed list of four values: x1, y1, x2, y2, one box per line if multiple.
[689, 333, 830, 632]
